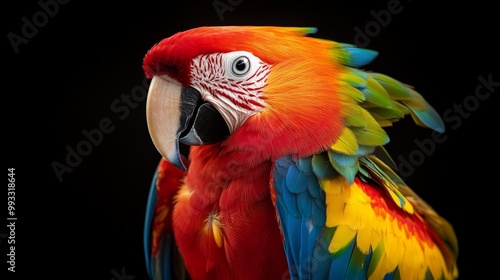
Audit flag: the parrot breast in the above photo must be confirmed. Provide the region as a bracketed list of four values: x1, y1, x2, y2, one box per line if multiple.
[170, 145, 289, 280]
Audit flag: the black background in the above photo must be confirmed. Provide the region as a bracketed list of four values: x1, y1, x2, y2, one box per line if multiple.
[4, 0, 497, 279]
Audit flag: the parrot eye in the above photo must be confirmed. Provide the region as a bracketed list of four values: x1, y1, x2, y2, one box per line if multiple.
[231, 56, 250, 76]
[218, 51, 263, 80]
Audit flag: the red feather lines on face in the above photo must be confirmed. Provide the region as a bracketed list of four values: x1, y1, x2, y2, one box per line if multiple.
[190, 52, 268, 112]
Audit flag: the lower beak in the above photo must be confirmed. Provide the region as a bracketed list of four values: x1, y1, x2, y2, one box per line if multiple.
[145, 76, 230, 170]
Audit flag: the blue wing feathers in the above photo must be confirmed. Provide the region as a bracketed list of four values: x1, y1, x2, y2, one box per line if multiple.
[300, 217, 321, 279]
[329, 153, 357, 167]
[297, 191, 313, 216]
[383, 271, 395, 280]
[308, 176, 320, 199]
[409, 108, 445, 133]
[311, 245, 331, 279]
[297, 157, 313, 173]
[283, 182, 301, 218]
[328, 150, 358, 184]
[311, 201, 326, 227]
[363, 250, 373, 278]
[340, 44, 379, 68]
[356, 145, 376, 156]
[287, 164, 309, 194]
[272, 156, 329, 280]
[288, 216, 303, 274]
[144, 168, 159, 279]
[311, 153, 337, 180]
[329, 240, 356, 280]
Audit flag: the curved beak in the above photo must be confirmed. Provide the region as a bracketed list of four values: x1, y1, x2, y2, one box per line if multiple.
[146, 76, 230, 170]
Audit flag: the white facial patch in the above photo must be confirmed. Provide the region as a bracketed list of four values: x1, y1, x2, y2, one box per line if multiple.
[189, 51, 271, 133]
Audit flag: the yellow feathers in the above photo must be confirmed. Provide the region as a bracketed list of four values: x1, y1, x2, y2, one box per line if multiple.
[320, 176, 457, 279]
[331, 128, 358, 155]
[204, 212, 224, 248]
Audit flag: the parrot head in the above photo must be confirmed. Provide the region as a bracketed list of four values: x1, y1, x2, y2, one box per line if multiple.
[143, 26, 379, 170]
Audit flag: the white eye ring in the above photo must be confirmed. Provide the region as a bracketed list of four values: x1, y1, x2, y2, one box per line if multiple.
[231, 56, 250, 76]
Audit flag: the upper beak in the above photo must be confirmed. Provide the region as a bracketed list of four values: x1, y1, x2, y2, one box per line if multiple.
[146, 76, 230, 170]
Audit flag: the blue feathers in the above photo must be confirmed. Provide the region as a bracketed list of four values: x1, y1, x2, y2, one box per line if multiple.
[144, 167, 177, 280]
[409, 106, 445, 133]
[311, 153, 337, 180]
[287, 164, 310, 194]
[272, 153, 386, 280]
[144, 169, 159, 279]
[328, 151, 359, 184]
[272, 155, 328, 279]
[340, 44, 379, 68]
[330, 239, 356, 280]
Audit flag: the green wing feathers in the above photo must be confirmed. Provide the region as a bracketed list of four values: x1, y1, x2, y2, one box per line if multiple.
[328, 59, 445, 183]
[328, 67, 445, 183]
[337, 70, 445, 133]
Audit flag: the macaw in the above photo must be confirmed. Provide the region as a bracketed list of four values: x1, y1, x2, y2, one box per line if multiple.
[141, 26, 459, 280]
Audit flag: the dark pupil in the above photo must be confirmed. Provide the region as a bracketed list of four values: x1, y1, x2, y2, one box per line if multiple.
[235, 59, 247, 71]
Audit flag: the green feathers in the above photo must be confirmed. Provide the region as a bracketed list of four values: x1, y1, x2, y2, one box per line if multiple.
[327, 46, 445, 184]
[371, 73, 445, 133]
